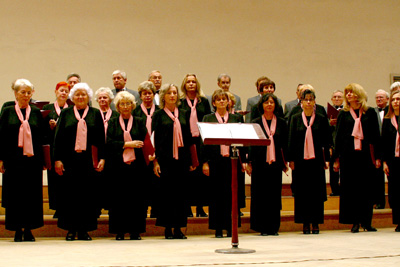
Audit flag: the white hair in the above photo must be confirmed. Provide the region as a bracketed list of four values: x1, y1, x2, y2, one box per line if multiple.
[94, 87, 114, 101]
[69, 82, 93, 101]
[376, 89, 389, 98]
[390, 82, 400, 92]
[12, 78, 34, 91]
[112, 70, 127, 80]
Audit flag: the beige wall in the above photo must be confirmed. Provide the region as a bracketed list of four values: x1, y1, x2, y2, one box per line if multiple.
[0, 0, 399, 108]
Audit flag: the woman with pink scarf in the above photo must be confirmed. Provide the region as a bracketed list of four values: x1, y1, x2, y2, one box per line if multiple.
[333, 83, 380, 233]
[288, 88, 331, 235]
[0, 79, 45, 242]
[53, 83, 106, 241]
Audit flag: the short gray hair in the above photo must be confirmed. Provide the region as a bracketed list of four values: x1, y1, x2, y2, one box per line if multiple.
[69, 82, 93, 101]
[112, 70, 127, 80]
[376, 89, 389, 98]
[94, 87, 114, 102]
[66, 73, 81, 82]
[390, 82, 400, 92]
[12, 79, 34, 92]
[138, 81, 156, 95]
[217, 73, 231, 83]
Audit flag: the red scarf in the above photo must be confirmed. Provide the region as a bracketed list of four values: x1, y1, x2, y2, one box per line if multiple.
[119, 115, 136, 164]
[215, 111, 230, 157]
[302, 111, 316, 160]
[163, 107, 184, 160]
[15, 103, 34, 157]
[74, 106, 89, 152]
[262, 114, 276, 164]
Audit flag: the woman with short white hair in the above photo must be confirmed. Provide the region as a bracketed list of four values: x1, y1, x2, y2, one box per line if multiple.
[54, 82, 106, 241]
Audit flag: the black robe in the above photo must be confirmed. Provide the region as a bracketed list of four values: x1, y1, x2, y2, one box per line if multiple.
[180, 96, 212, 207]
[0, 105, 44, 231]
[333, 107, 380, 225]
[151, 108, 193, 228]
[106, 115, 148, 234]
[202, 113, 242, 231]
[53, 106, 105, 232]
[43, 103, 69, 211]
[288, 111, 331, 224]
[382, 116, 400, 224]
[249, 116, 288, 233]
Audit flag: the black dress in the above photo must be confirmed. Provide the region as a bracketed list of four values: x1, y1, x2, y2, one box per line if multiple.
[43, 103, 69, 211]
[53, 106, 105, 232]
[180, 97, 212, 208]
[381, 116, 400, 224]
[333, 108, 380, 226]
[151, 108, 193, 228]
[0, 105, 44, 231]
[106, 115, 149, 234]
[288, 112, 331, 224]
[249, 116, 288, 233]
[202, 113, 242, 231]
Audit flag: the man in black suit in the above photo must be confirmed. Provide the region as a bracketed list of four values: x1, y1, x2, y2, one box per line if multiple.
[110, 70, 140, 110]
[374, 89, 389, 209]
[284, 84, 303, 122]
[148, 70, 162, 105]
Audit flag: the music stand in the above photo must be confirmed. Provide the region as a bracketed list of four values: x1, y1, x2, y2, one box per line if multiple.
[198, 122, 270, 254]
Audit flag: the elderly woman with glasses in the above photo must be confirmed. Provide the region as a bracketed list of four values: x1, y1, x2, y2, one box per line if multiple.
[53, 83, 106, 241]
[106, 91, 151, 240]
[0, 79, 45, 242]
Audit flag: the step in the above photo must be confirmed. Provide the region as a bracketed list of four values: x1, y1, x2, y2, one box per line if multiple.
[0, 209, 393, 238]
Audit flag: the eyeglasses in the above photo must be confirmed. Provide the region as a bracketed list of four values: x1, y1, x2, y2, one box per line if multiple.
[119, 102, 132, 107]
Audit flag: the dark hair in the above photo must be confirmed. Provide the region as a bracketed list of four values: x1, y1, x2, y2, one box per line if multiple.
[257, 93, 279, 115]
[258, 80, 276, 93]
[301, 89, 316, 100]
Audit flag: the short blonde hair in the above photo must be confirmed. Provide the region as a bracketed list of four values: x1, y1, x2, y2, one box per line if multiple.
[343, 83, 368, 113]
[94, 87, 114, 102]
[158, 83, 180, 109]
[12, 79, 34, 92]
[114, 91, 136, 113]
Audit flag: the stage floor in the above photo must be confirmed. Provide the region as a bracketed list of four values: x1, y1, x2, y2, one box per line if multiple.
[0, 228, 399, 267]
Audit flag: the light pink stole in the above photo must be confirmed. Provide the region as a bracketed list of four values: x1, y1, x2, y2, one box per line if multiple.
[140, 103, 155, 134]
[350, 107, 364, 150]
[215, 111, 230, 157]
[74, 106, 89, 152]
[186, 96, 200, 137]
[391, 115, 400, 157]
[54, 101, 68, 116]
[262, 114, 277, 164]
[100, 108, 112, 136]
[15, 103, 34, 157]
[119, 115, 136, 164]
[163, 107, 184, 160]
[302, 111, 316, 160]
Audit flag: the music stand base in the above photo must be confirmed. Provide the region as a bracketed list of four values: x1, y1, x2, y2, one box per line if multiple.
[215, 247, 256, 254]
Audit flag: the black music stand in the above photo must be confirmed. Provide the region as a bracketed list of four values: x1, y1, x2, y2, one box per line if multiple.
[198, 122, 270, 254]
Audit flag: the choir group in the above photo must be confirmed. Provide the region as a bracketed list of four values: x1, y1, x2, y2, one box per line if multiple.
[1, 70, 400, 242]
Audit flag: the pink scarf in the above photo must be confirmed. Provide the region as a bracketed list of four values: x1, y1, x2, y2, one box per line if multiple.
[119, 115, 136, 164]
[391, 115, 400, 157]
[100, 108, 112, 136]
[74, 106, 89, 152]
[54, 101, 68, 116]
[140, 103, 155, 134]
[163, 107, 184, 160]
[231, 108, 235, 114]
[15, 103, 34, 157]
[302, 111, 316, 160]
[350, 108, 363, 150]
[186, 96, 200, 137]
[215, 111, 230, 157]
[262, 114, 276, 164]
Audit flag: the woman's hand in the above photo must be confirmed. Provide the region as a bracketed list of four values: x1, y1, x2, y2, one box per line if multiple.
[245, 163, 252, 176]
[189, 165, 197, 171]
[148, 153, 155, 162]
[383, 161, 389, 176]
[375, 159, 381, 169]
[124, 140, 144, 149]
[324, 161, 329, 170]
[289, 161, 295, 171]
[55, 160, 64, 176]
[202, 162, 210, 176]
[49, 119, 57, 130]
[333, 159, 340, 172]
[153, 160, 161, 177]
[241, 163, 247, 173]
[95, 159, 105, 172]
[283, 163, 289, 174]
[0, 160, 5, 174]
